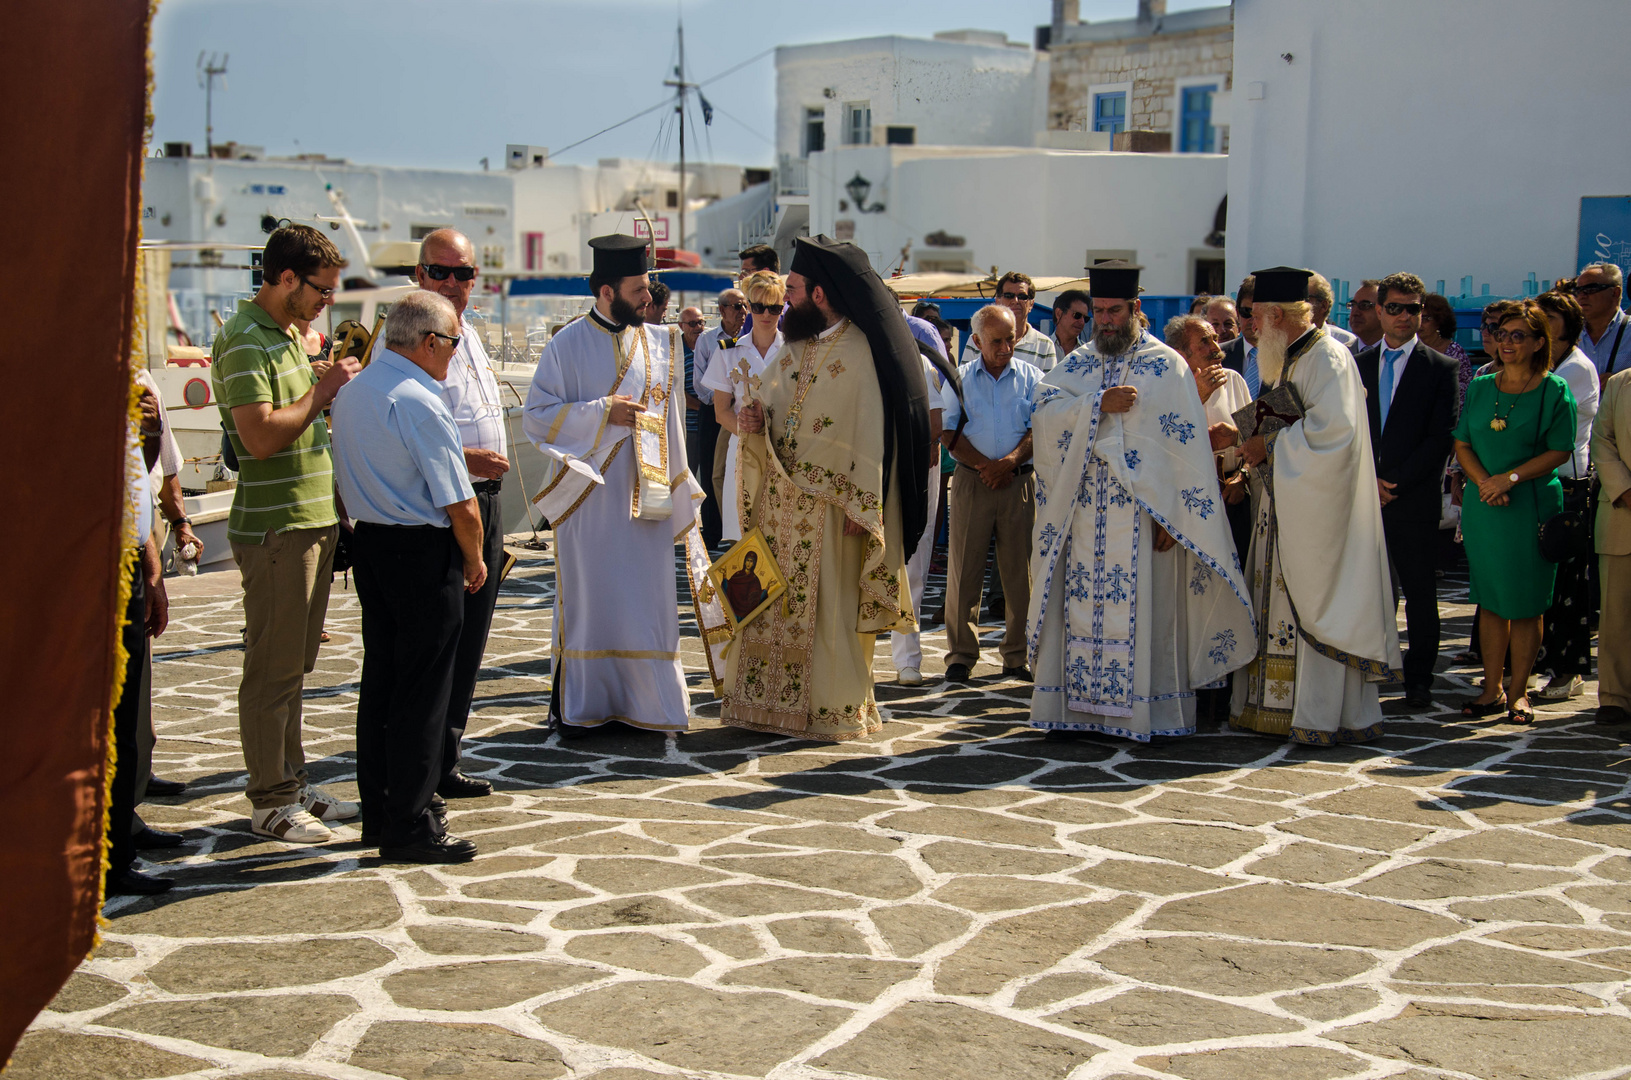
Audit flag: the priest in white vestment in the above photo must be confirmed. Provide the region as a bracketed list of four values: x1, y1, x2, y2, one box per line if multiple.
[1028, 262, 1255, 742]
[1230, 267, 1402, 746]
[522, 235, 726, 735]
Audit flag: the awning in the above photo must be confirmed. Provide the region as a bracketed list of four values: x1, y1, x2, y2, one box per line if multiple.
[883, 272, 1092, 299]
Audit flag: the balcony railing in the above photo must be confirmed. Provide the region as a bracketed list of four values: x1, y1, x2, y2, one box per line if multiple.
[777, 153, 809, 196]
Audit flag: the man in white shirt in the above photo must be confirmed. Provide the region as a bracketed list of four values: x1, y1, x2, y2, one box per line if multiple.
[1576, 262, 1630, 382]
[406, 230, 509, 800]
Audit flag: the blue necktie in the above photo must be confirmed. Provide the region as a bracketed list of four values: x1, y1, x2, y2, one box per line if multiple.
[1380, 347, 1403, 429]
[1245, 345, 1260, 397]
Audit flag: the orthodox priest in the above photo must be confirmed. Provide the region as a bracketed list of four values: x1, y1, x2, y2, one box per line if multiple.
[522, 235, 726, 736]
[720, 235, 938, 740]
[1230, 267, 1401, 745]
[1027, 262, 1255, 741]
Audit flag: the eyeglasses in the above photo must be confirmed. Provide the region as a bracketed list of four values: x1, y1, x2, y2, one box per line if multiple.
[750, 302, 782, 315]
[299, 276, 336, 300]
[1238, 305, 1253, 319]
[1349, 299, 1376, 311]
[681, 318, 706, 329]
[1576, 282, 1618, 297]
[421, 263, 477, 282]
[999, 292, 1033, 302]
[720, 302, 747, 311]
[1383, 301, 1423, 316]
[427, 331, 462, 348]
[1482, 321, 1502, 335]
[1058, 309, 1089, 321]
[1492, 328, 1536, 344]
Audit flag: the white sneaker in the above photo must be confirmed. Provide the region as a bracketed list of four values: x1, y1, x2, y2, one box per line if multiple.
[1536, 675, 1584, 701]
[252, 804, 334, 844]
[300, 783, 360, 822]
[897, 666, 925, 687]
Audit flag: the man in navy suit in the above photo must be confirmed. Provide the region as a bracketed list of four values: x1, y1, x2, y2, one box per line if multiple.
[1218, 275, 1257, 393]
[1354, 272, 1460, 707]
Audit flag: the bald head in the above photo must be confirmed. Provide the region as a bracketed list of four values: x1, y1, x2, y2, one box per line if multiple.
[415, 229, 478, 317]
[679, 305, 704, 347]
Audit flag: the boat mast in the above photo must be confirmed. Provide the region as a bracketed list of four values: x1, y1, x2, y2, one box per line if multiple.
[663, 17, 694, 260]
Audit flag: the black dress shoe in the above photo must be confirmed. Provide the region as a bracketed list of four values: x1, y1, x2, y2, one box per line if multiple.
[437, 773, 492, 799]
[133, 825, 185, 849]
[106, 867, 174, 896]
[550, 716, 591, 740]
[1044, 728, 1082, 742]
[1596, 705, 1631, 726]
[379, 833, 478, 864]
[1002, 665, 1034, 682]
[145, 775, 187, 797]
[945, 663, 972, 682]
[1404, 687, 1434, 709]
[362, 806, 448, 845]
[985, 598, 1005, 622]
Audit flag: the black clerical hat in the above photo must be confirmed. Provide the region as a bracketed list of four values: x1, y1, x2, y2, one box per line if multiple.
[588, 234, 650, 278]
[1087, 260, 1142, 300]
[1252, 266, 1314, 302]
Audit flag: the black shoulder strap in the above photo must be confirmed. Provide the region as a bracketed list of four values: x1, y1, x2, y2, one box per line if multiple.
[1605, 313, 1627, 377]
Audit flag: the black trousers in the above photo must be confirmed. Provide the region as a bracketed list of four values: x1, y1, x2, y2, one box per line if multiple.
[442, 486, 504, 782]
[1384, 514, 1441, 690]
[689, 408, 723, 549]
[1541, 476, 1594, 678]
[107, 559, 146, 879]
[352, 522, 464, 846]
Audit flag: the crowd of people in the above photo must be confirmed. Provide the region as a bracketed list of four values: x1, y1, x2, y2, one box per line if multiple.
[108, 222, 1631, 894]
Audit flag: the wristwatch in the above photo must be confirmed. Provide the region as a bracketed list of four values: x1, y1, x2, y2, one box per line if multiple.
[1508, 472, 1521, 485]
[170, 515, 192, 528]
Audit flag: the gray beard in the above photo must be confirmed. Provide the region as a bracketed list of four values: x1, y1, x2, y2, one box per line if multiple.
[1256, 322, 1289, 386]
[1092, 322, 1138, 356]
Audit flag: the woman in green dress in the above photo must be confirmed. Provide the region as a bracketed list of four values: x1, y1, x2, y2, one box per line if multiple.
[1453, 300, 1577, 722]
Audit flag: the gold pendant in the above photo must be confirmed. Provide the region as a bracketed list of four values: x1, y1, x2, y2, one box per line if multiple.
[1490, 417, 1507, 432]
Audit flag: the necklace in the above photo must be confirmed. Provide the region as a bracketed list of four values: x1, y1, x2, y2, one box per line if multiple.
[1490, 367, 1539, 431]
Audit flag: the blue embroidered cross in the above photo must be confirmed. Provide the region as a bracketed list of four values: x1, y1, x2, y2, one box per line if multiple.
[1126, 353, 1169, 378]
[1037, 523, 1060, 557]
[1159, 412, 1196, 444]
[1067, 655, 1092, 698]
[1208, 629, 1236, 665]
[1097, 657, 1128, 697]
[1035, 477, 1048, 507]
[1107, 479, 1132, 508]
[1190, 562, 1211, 596]
[1232, 551, 1244, 573]
[1066, 560, 1093, 601]
[1100, 563, 1131, 604]
[1063, 352, 1100, 375]
[1181, 486, 1216, 519]
[1057, 429, 1072, 452]
[1124, 449, 1140, 470]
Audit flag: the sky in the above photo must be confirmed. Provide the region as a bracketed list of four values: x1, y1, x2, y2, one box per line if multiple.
[151, 0, 1217, 173]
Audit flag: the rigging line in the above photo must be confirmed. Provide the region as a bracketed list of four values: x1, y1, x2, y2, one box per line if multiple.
[708, 103, 774, 146]
[696, 46, 775, 88]
[546, 96, 673, 162]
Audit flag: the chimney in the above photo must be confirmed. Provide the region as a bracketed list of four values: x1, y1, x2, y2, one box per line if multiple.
[1052, 0, 1079, 41]
[1138, 0, 1166, 23]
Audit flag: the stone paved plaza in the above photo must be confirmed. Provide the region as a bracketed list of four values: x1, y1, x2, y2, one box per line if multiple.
[14, 541, 1631, 1080]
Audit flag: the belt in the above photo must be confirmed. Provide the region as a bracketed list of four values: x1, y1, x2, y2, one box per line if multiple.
[354, 520, 442, 532]
[957, 462, 1033, 476]
[472, 479, 503, 495]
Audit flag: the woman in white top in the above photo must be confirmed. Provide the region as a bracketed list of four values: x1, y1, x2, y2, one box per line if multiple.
[700, 269, 786, 541]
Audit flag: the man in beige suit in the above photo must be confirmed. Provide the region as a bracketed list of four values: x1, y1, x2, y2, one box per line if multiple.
[1593, 368, 1631, 726]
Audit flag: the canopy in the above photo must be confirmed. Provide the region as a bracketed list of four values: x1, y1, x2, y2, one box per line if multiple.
[882, 272, 1092, 300]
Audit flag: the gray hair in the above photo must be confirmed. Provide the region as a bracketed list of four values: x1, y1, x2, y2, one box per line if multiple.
[1164, 313, 1210, 355]
[384, 290, 458, 353]
[971, 303, 1016, 339]
[1580, 261, 1624, 287]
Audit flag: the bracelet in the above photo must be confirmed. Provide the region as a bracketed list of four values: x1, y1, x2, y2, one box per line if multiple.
[170, 516, 192, 528]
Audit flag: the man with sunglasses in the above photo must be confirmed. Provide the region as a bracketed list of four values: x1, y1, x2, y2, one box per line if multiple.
[1347, 280, 1384, 352]
[212, 225, 363, 845]
[1575, 263, 1629, 382]
[1354, 271, 1460, 709]
[691, 288, 749, 549]
[963, 271, 1058, 374]
[1050, 289, 1091, 367]
[1218, 275, 1258, 392]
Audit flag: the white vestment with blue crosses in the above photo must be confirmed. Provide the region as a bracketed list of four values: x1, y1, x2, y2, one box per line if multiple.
[1026, 332, 1256, 741]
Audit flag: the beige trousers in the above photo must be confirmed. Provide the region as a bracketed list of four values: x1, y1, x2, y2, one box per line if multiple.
[1600, 552, 1631, 710]
[232, 526, 337, 808]
[944, 465, 1033, 668]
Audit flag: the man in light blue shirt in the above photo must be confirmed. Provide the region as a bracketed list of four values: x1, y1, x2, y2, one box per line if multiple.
[331, 290, 486, 866]
[940, 304, 1040, 682]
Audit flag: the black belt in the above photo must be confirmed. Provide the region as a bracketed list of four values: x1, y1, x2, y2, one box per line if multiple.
[355, 520, 443, 532]
[472, 479, 503, 495]
[958, 462, 1033, 475]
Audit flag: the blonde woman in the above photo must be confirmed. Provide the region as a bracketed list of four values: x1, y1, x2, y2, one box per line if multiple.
[700, 269, 785, 541]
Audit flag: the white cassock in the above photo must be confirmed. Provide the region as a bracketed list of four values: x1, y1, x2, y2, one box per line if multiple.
[1230, 328, 1402, 745]
[522, 311, 728, 731]
[1028, 331, 1256, 740]
[891, 356, 947, 673]
[699, 330, 784, 542]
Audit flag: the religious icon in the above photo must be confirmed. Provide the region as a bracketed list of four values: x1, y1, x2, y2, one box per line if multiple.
[706, 528, 787, 634]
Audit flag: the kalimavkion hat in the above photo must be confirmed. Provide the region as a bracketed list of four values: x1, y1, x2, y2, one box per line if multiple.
[1251, 266, 1314, 303]
[1086, 260, 1142, 300]
[588, 234, 650, 278]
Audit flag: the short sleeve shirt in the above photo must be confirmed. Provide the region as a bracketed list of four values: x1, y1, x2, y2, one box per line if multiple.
[211, 299, 337, 543]
[942, 357, 1041, 461]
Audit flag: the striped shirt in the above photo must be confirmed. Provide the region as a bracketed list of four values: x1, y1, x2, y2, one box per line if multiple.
[963, 322, 1058, 373]
[212, 299, 338, 543]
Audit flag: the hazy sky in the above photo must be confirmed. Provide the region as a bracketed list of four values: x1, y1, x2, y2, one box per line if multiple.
[152, 0, 1215, 173]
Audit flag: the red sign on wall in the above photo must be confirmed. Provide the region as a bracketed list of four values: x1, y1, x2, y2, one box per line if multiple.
[633, 218, 671, 243]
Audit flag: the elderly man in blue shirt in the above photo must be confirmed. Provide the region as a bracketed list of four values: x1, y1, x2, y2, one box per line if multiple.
[332, 290, 487, 865]
[940, 304, 1041, 682]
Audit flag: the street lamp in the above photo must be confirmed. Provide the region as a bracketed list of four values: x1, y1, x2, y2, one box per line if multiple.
[845, 172, 885, 214]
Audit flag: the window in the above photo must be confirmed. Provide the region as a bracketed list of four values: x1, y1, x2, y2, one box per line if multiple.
[885, 125, 915, 146]
[844, 102, 872, 146]
[1180, 84, 1217, 152]
[804, 108, 825, 155]
[410, 223, 452, 240]
[1093, 92, 1126, 135]
[666, 189, 678, 208]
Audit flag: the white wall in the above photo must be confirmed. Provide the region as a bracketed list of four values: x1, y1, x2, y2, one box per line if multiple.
[1227, 0, 1631, 295]
[776, 36, 1048, 160]
[807, 146, 1226, 294]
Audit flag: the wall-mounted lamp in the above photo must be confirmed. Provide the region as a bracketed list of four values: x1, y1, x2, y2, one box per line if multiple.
[1280, 52, 1294, 64]
[844, 172, 886, 214]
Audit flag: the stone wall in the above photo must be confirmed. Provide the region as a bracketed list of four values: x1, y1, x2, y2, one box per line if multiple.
[1048, 23, 1233, 147]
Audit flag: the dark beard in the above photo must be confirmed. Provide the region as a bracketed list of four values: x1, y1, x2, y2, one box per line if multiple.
[780, 298, 829, 342]
[1092, 321, 1137, 356]
[609, 294, 642, 328]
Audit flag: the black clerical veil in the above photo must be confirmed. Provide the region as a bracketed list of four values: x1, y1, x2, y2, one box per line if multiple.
[790, 235, 934, 559]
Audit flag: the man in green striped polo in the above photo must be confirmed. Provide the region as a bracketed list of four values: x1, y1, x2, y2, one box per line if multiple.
[212, 225, 362, 845]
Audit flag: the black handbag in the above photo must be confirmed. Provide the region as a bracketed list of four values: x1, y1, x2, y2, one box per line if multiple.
[1529, 379, 1591, 563]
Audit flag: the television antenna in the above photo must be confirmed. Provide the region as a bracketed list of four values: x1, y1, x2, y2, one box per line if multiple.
[197, 52, 228, 157]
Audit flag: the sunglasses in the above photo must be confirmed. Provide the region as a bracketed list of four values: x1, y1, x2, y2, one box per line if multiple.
[750, 302, 782, 315]
[1349, 299, 1376, 311]
[1492, 328, 1536, 344]
[421, 263, 477, 282]
[427, 330, 462, 348]
[1576, 282, 1617, 297]
[1383, 301, 1423, 316]
[999, 292, 1033, 302]
[720, 302, 747, 311]
[1482, 321, 1502, 334]
[681, 318, 705, 328]
[1237, 305, 1253, 318]
[300, 275, 336, 301]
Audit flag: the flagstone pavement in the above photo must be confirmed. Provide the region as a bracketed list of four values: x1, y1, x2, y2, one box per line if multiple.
[13, 539, 1631, 1080]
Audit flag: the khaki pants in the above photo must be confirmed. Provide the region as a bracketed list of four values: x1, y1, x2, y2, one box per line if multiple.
[232, 525, 337, 808]
[1601, 552, 1631, 710]
[944, 465, 1033, 668]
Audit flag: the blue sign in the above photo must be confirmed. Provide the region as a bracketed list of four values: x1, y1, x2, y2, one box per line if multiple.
[1579, 197, 1631, 295]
